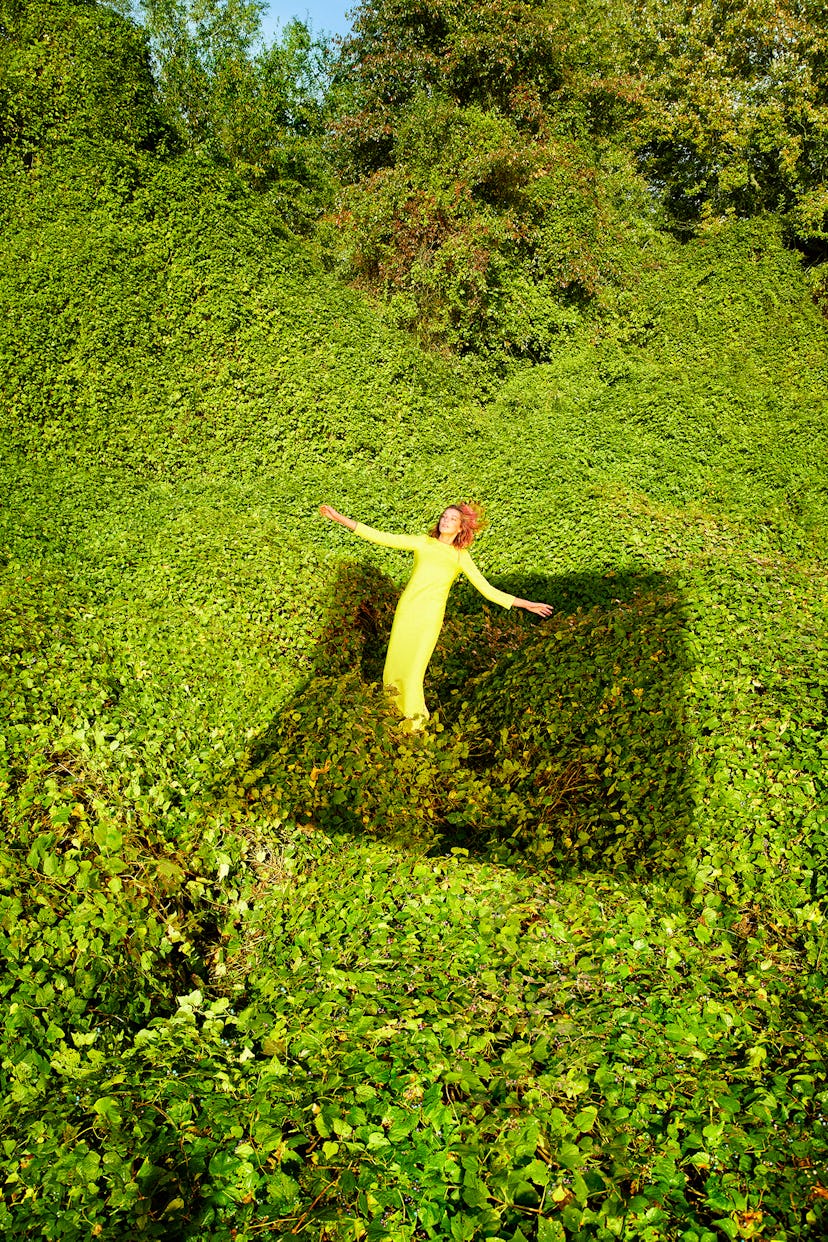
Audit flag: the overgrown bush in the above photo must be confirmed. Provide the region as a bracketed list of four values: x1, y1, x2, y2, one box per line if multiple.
[0, 0, 163, 161]
[331, 0, 828, 351]
[328, 93, 608, 354]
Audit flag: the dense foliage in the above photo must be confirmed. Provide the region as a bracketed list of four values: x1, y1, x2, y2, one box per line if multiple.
[0, 0, 162, 158]
[331, 0, 828, 351]
[329, 0, 632, 354]
[0, 0, 827, 1238]
[634, 0, 828, 236]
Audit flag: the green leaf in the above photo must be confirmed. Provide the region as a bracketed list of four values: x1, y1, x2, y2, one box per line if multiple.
[573, 1106, 598, 1133]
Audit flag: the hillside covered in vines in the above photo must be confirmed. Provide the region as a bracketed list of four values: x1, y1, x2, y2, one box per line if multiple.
[1, 1, 827, 1238]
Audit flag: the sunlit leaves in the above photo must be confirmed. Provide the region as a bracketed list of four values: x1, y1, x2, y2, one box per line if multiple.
[633, 0, 828, 238]
[0, 8, 827, 1235]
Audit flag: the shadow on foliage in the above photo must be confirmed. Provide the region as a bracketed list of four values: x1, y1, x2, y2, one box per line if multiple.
[242, 558, 694, 875]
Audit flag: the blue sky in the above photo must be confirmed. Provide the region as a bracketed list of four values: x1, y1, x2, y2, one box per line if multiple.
[260, 0, 354, 40]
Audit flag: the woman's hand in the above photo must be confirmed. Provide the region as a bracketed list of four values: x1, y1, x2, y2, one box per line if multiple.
[514, 597, 554, 618]
[319, 504, 357, 531]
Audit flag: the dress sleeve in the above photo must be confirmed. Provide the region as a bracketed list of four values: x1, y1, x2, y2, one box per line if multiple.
[352, 523, 422, 552]
[459, 550, 514, 609]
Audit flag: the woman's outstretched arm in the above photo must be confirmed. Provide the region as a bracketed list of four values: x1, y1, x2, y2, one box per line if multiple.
[319, 504, 357, 531]
[319, 505, 421, 551]
[512, 596, 554, 618]
[459, 550, 553, 617]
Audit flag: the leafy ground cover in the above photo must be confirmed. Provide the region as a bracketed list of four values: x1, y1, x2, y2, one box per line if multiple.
[1, 81, 827, 1242]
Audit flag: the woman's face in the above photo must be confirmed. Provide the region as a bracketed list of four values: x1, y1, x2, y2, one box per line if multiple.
[438, 507, 463, 539]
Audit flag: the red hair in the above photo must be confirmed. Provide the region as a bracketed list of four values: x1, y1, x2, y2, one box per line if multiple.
[428, 502, 486, 550]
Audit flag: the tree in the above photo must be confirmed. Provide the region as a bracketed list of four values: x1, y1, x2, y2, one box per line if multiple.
[334, 0, 639, 174]
[140, 0, 333, 197]
[328, 0, 641, 355]
[139, 0, 264, 147]
[633, 0, 828, 243]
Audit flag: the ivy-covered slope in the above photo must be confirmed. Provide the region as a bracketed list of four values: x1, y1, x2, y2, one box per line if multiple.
[1, 54, 827, 1242]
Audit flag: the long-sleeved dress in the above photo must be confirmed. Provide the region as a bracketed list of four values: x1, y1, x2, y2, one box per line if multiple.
[352, 523, 515, 726]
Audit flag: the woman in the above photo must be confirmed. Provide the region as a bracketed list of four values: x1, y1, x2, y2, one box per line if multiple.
[319, 502, 553, 728]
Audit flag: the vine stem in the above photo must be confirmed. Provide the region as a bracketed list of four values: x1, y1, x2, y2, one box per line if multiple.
[289, 1177, 341, 1235]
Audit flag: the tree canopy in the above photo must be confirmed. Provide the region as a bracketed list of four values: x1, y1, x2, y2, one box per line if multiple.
[324, 0, 828, 351]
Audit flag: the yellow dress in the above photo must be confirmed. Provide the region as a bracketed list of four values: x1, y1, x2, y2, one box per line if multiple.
[353, 523, 515, 726]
